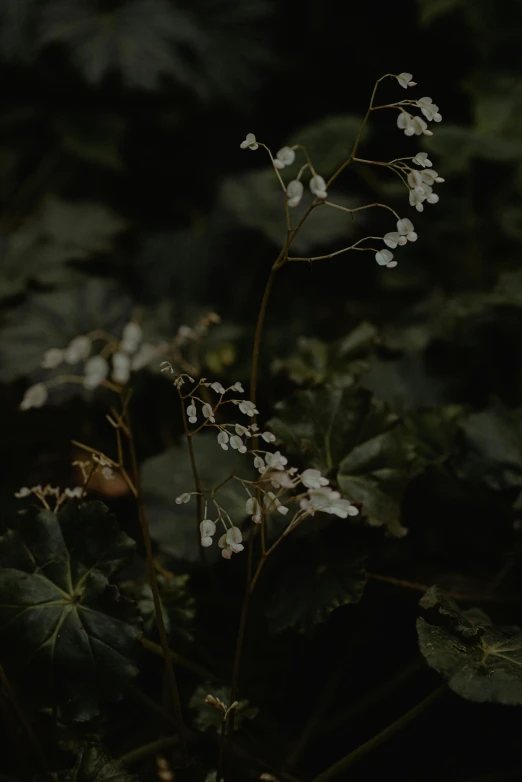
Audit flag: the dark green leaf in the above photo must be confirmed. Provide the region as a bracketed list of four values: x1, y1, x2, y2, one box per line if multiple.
[269, 386, 410, 535]
[0, 501, 142, 721]
[122, 572, 196, 644]
[265, 540, 366, 635]
[417, 586, 522, 704]
[142, 435, 253, 561]
[57, 743, 137, 782]
[403, 406, 463, 472]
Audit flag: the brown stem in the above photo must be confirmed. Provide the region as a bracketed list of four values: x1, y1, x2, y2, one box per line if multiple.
[179, 396, 205, 564]
[119, 735, 179, 766]
[139, 636, 218, 681]
[249, 266, 278, 405]
[124, 404, 189, 765]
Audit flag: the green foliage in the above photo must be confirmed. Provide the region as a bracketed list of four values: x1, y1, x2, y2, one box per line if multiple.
[122, 571, 196, 644]
[56, 743, 138, 782]
[0, 501, 142, 721]
[417, 587, 522, 704]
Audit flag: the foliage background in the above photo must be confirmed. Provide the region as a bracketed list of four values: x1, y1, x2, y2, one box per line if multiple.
[2, 0, 522, 780]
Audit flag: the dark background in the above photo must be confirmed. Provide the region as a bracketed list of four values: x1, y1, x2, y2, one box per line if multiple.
[2, 1, 522, 780]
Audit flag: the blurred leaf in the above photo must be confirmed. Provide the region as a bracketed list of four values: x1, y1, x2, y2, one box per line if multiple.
[57, 743, 138, 782]
[0, 196, 127, 300]
[0, 0, 38, 62]
[189, 683, 258, 732]
[219, 168, 357, 252]
[122, 572, 196, 644]
[417, 586, 522, 704]
[417, 0, 464, 25]
[272, 322, 378, 388]
[422, 125, 476, 174]
[37, 0, 275, 99]
[403, 406, 463, 472]
[54, 112, 127, 171]
[458, 400, 522, 503]
[265, 539, 366, 635]
[0, 278, 132, 383]
[269, 386, 410, 535]
[141, 435, 253, 561]
[0, 501, 142, 721]
[289, 114, 365, 176]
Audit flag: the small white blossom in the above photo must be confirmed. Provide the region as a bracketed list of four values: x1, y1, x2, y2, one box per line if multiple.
[101, 466, 115, 480]
[235, 424, 250, 437]
[112, 351, 131, 384]
[201, 536, 213, 547]
[396, 72, 416, 89]
[225, 526, 244, 553]
[397, 112, 414, 136]
[64, 335, 91, 364]
[421, 169, 445, 185]
[265, 451, 288, 470]
[230, 435, 247, 453]
[375, 249, 396, 268]
[238, 400, 259, 417]
[287, 180, 304, 208]
[231, 381, 244, 393]
[412, 115, 432, 136]
[409, 188, 426, 212]
[121, 321, 143, 354]
[187, 403, 197, 424]
[217, 430, 229, 450]
[15, 487, 31, 497]
[41, 348, 64, 369]
[274, 146, 295, 169]
[84, 356, 109, 390]
[263, 491, 288, 515]
[309, 174, 327, 199]
[407, 169, 424, 188]
[254, 455, 266, 474]
[301, 486, 358, 518]
[261, 431, 275, 443]
[64, 487, 83, 498]
[416, 97, 442, 122]
[246, 497, 262, 523]
[301, 468, 329, 490]
[397, 218, 418, 242]
[383, 232, 407, 249]
[20, 383, 48, 411]
[200, 519, 217, 538]
[210, 382, 226, 394]
[240, 133, 258, 150]
[412, 151, 432, 168]
[269, 470, 295, 489]
[175, 492, 191, 504]
[202, 403, 215, 423]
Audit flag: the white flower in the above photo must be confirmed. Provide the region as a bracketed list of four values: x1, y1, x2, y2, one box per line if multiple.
[201, 536, 213, 547]
[131, 343, 161, 370]
[231, 382, 244, 393]
[421, 169, 445, 185]
[261, 431, 275, 443]
[101, 466, 115, 480]
[210, 382, 226, 394]
[274, 146, 295, 169]
[375, 249, 396, 268]
[121, 321, 142, 354]
[265, 451, 288, 470]
[416, 97, 442, 122]
[230, 435, 247, 453]
[240, 133, 259, 150]
[64, 487, 83, 498]
[287, 180, 304, 208]
[64, 335, 91, 364]
[217, 431, 229, 450]
[383, 232, 407, 249]
[20, 383, 48, 411]
[175, 492, 191, 504]
[309, 174, 327, 199]
[412, 115, 432, 136]
[407, 169, 423, 188]
[84, 356, 109, 390]
[302, 486, 358, 518]
[301, 468, 329, 490]
[225, 526, 244, 553]
[397, 218, 418, 242]
[202, 403, 215, 423]
[269, 470, 295, 489]
[41, 348, 64, 369]
[15, 487, 31, 497]
[187, 403, 197, 424]
[238, 400, 258, 417]
[254, 455, 266, 474]
[235, 424, 250, 437]
[246, 497, 262, 523]
[396, 72, 416, 89]
[397, 112, 415, 136]
[412, 151, 432, 168]
[409, 188, 426, 212]
[263, 491, 289, 515]
[112, 351, 131, 384]
[200, 519, 217, 538]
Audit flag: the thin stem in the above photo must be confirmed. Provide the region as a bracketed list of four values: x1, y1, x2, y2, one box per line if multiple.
[179, 395, 204, 563]
[249, 265, 278, 404]
[0, 662, 49, 770]
[124, 401, 189, 765]
[310, 685, 446, 782]
[119, 736, 179, 766]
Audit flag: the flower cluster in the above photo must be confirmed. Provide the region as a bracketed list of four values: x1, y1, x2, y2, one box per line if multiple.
[376, 218, 417, 268]
[394, 73, 442, 139]
[14, 483, 83, 510]
[169, 373, 359, 560]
